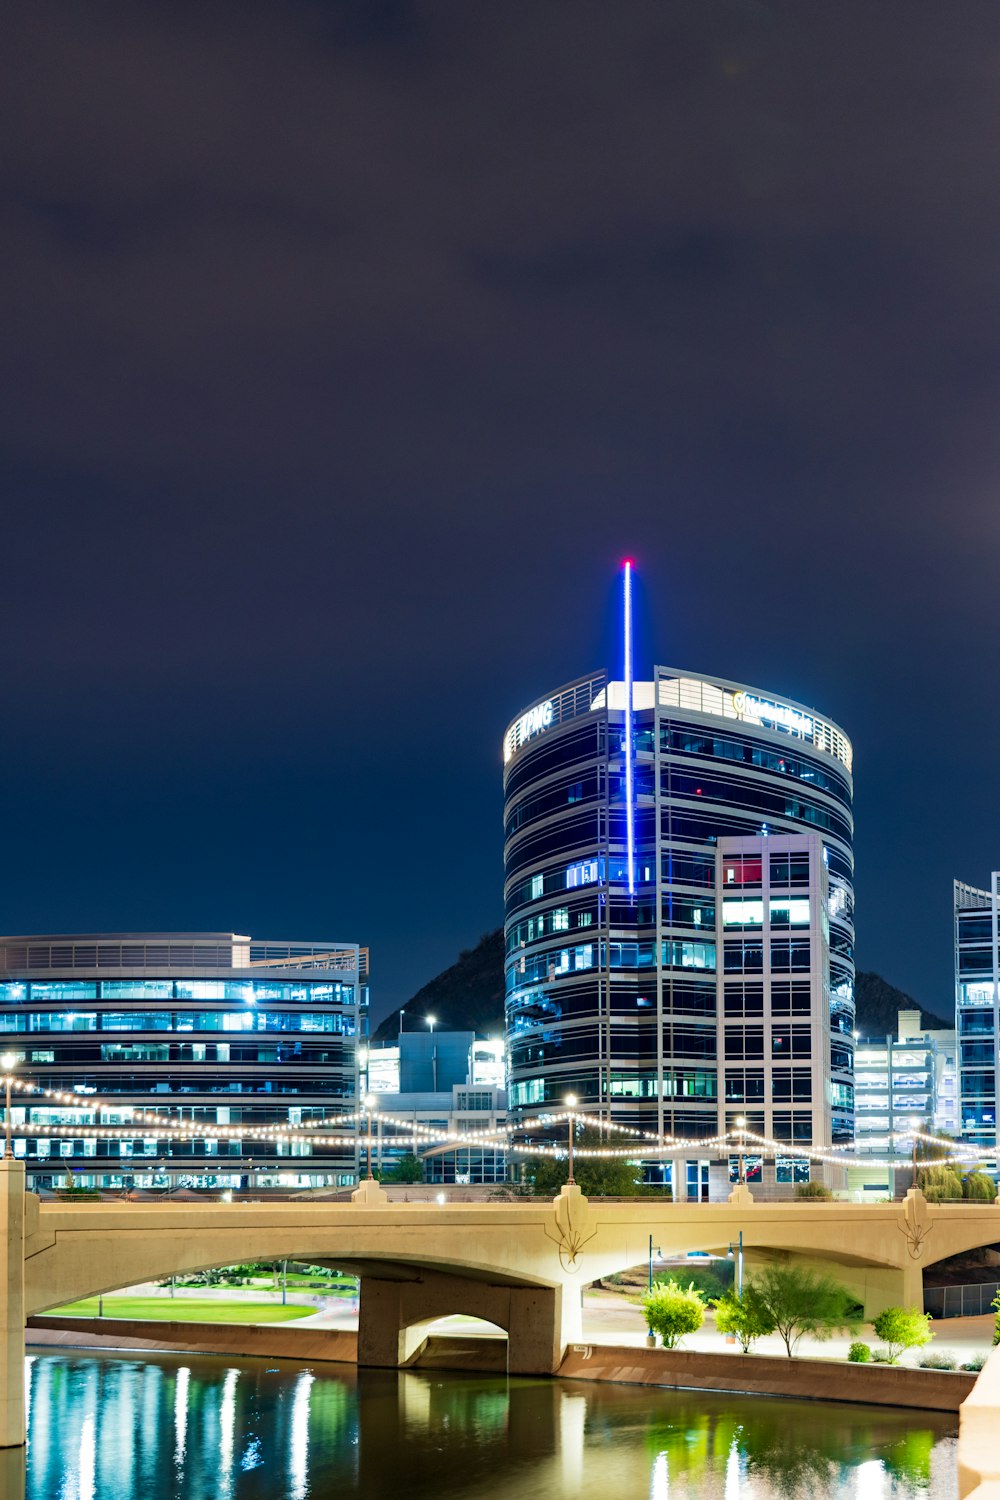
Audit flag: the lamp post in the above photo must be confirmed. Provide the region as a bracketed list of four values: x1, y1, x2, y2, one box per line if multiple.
[646, 1234, 662, 1345]
[647, 1234, 662, 1294]
[364, 1094, 377, 1180]
[427, 1015, 438, 1091]
[734, 1114, 747, 1186]
[564, 1094, 578, 1184]
[728, 1230, 744, 1300]
[911, 1115, 920, 1192]
[399, 1009, 405, 1035]
[1, 1053, 16, 1159]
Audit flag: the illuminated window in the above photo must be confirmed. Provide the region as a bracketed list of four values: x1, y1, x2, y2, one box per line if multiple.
[662, 940, 716, 971]
[961, 982, 994, 1007]
[552, 908, 570, 931]
[723, 900, 764, 928]
[775, 1157, 811, 1184]
[531, 874, 544, 899]
[769, 898, 810, 927]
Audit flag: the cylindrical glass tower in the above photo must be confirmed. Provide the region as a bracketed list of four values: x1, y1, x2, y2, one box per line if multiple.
[503, 664, 854, 1147]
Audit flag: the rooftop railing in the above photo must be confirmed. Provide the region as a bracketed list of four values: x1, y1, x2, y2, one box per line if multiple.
[0, 936, 368, 979]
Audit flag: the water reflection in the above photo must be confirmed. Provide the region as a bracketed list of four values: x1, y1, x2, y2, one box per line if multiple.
[10, 1350, 956, 1500]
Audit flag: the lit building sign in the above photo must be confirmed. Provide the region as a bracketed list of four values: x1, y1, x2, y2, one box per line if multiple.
[732, 691, 813, 738]
[504, 699, 554, 762]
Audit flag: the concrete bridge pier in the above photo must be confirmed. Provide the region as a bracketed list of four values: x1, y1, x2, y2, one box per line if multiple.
[357, 1268, 581, 1374]
[0, 1160, 26, 1449]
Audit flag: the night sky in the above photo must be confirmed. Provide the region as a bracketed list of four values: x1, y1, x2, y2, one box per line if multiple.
[3, 3, 999, 1021]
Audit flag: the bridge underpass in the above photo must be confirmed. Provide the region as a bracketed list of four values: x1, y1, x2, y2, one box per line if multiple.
[3, 1160, 1000, 1447]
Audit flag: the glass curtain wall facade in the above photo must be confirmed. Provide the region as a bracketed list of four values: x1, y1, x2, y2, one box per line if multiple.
[717, 832, 835, 1149]
[504, 668, 855, 1145]
[0, 932, 367, 1191]
[955, 878, 1000, 1149]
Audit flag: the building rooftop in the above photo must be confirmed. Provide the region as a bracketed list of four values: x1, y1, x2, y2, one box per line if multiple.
[0, 933, 368, 979]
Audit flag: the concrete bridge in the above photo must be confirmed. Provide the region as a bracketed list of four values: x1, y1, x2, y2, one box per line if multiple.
[3, 1161, 999, 1447]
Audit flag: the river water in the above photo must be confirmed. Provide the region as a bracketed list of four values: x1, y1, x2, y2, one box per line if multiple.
[3, 1350, 957, 1500]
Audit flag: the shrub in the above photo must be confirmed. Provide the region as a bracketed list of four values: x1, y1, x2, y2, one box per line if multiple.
[748, 1264, 859, 1357]
[643, 1280, 705, 1349]
[384, 1153, 424, 1184]
[675, 1264, 732, 1301]
[872, 1306, 933, 1363]
[712, 1287, 776, 1353]
[848, 1342, 872, 1363]
[871, 1350, 895, 1363]
[794, 1180, 833, 1200]
[993, 1290, 1000, 1347]
[919, 1353, 956, 1370]
[961, 1355, 987, 1372]
[963, 1172, 997, 1203]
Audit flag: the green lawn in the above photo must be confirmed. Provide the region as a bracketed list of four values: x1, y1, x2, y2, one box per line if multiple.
[46, 1297, 314, 1324]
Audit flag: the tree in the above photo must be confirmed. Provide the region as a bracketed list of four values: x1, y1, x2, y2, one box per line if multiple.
[712, 1286, 775, 1352]
[643, 1279, 705, 1349]
[992, 1289, 999, 1347]
[748, 1264, 859, 1357]
[963, 1171, 996, 1203]
[384, 1153, 424, 1184]
[522, 1130, 641, 1197]
[872, 1305, 933, 1363]
[919, 1165, 963, 1202]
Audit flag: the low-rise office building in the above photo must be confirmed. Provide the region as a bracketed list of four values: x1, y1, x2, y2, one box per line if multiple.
[854, 1008, 959, 1154]
[365, 1030, 508, 1184]
[0, 932, 367, 1192]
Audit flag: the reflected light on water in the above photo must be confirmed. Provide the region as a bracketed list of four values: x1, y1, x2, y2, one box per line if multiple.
[23, 1356, 35, 1445]
[17, 1352, 958, 1500]
[724, 1436, 743, 1500]
[855, 1459, 887, 1500]
[289, 1370, 315, 1500]
[77, 1413, 95, 1500]
[218, 1368, 238, 1498]
[558, 1392, 586, 1494]
[173, 1367, 189, 1473]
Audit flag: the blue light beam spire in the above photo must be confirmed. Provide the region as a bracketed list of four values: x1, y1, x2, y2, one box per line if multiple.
[623, 558, 635, 898]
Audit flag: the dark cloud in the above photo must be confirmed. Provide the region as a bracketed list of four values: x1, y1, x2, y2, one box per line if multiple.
[1, 1, 999, 1011]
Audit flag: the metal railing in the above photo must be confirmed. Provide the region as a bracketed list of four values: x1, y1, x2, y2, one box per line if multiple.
[924, 1281, 1000, 1319]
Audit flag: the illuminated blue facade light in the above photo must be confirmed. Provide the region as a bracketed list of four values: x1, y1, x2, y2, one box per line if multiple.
[623, 559, 636, 898]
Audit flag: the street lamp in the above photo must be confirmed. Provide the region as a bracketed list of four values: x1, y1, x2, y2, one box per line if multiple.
[734, 1115, 747, 1185]
[564, 1094, 578, 1184]
[911, 1115, 921, 1191]
[727, 1230, 744, 1300]
[1, 1053, 16, 1159]
[364, 1094, 378, 1180]
[427, 1014, 436, 1033]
